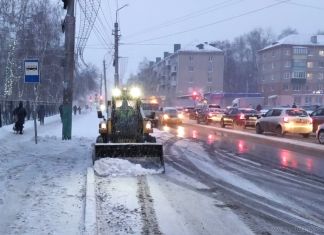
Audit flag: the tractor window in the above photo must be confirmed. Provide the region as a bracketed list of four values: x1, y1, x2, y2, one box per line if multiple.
[142, 103, 159, 111]
[115, 100, 136, 109]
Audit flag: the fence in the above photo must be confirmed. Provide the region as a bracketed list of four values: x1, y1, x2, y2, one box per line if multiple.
[0, 100, 60, 127]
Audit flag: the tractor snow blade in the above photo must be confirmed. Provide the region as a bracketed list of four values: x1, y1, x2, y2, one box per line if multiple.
[93, 143, 165, 173]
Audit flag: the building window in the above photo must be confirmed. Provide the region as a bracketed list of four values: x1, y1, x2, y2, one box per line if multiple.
[292, 71, 306, 79]
[283, 84, 289, 90]
[283, 72, 290, 79]
[293, 47, 307, 55]
[319, 50, 324, 56]
[271, 62, 275, 69]
[207, 87, 212, 92]
[189, 76, 194, 83]
[285, 49, 290, 56]
[208, 63, 213, 72]
[272, 50, 275, 57]
[271, 85, 274, 91]
[208, 56, 213, 62]
[284, 61, 291, 68]
[319, 73, 324, 80]
[271, 75, 274, 80]
[188, 66, 194, 72]
[189, 55, 194, 61]
[319, 62, 324, 68]
[307, 73, 313, 79]
[292, 84, 302, 91]
[207, 73, 212, 83]
[293, 60, 306, 68]
[305, 96, 312, 104]
[307, 62, 314, 68]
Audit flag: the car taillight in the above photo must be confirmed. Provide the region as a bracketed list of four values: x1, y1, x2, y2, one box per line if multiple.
[208, 113, 212, 117]
[310, 118, 313, 124]
[239, 114, 245, 120]
[283, 116, 289, 123]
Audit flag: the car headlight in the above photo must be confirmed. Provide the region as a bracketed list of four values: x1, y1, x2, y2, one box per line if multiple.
[163, 114, 169, 120]
[100, 104, 106, 112]
[100, 123, 107, 129]
[130, 87, 141, 98]
[112, 88, 121, 97]
[178, 113, 184, 119]
[145, 121, 152, 130]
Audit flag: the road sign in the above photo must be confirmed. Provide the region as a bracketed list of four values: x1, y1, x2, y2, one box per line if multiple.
[24, 59, 40, 83]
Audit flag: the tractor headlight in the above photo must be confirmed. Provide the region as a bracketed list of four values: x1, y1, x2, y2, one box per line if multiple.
[145, 121, 152, 130]
[130, 87, 141, 98]
[112, 88, 121, 97]
[100, 104, 106, 112]
[163, 114, 169, 120]
[100, 122, 107, 129]
[178, 113, 184, 119]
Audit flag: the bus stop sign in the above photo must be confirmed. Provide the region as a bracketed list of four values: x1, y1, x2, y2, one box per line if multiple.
[24, 59, 40, 83]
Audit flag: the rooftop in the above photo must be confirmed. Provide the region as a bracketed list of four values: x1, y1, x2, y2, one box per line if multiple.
[260, 34, 324, 51]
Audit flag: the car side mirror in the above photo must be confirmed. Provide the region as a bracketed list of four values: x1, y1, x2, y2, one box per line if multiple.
[149, 111, 155, 119]
[261, 114, 266, 117]
[97, 111, 103, 118]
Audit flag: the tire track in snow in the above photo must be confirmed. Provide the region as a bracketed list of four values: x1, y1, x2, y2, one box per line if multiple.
[137, 176, 163, 235]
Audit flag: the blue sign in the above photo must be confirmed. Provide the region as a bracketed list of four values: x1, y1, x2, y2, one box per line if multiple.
[24, 59, 40, 83]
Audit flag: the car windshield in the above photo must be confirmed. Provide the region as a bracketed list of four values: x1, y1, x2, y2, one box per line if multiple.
[286, 109, 308, 116]
[240, 109, 257, 114]
[165, 109, 178, 115]
[142, 103, 159, 111]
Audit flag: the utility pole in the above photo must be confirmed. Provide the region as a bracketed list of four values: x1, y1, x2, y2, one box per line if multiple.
[103, 60, 108, 117]
[113, 4, 128, 88]
[113, 22, 119, 88]
[62, 0, 76, 140]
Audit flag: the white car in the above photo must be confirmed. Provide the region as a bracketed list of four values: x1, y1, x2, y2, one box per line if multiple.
[316, 123, 324, 144]
[255, 108, 312, 137]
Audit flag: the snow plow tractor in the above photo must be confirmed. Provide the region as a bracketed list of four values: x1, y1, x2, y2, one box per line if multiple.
[93, 87, 165, 172]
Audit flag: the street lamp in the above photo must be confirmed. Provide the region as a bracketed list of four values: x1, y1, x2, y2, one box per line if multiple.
[115, 4, 128, 22]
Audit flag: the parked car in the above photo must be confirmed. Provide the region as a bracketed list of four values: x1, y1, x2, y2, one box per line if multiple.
[183, 106, 195, 119]
[196, 107, 225, 124]
[159, 107, 183, 125]
[316, 123, 324, 144]
[300, 105, 320, 115]
[310, 107, 324, 132]
[220, 108, 259, 129]
[255, 108, 312, 137]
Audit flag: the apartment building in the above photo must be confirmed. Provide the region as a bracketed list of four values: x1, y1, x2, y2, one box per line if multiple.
[257, 34, 324, 106]
[152, 43, 224, 106]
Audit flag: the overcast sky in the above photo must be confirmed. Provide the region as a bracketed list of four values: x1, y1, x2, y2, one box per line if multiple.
[74, 0, 323, 84]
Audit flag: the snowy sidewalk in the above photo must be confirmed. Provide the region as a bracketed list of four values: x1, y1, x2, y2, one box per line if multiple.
[0, 111, 97, 234]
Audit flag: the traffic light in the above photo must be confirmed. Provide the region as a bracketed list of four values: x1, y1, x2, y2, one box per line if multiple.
[192, 91, 199, 100]
[62, 0, 68, 9]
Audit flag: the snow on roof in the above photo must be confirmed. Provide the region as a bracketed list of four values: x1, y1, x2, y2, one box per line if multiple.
[261, 34, 324, 51]
[178, 43, 223, 53]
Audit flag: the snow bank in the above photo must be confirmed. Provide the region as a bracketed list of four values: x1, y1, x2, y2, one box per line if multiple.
[94, 158, 163, 177]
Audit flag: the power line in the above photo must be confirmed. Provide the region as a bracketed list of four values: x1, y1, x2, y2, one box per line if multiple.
[127, 0, 291, 44]
[283, 0, 324, 10]
[124, 0, 242, 40]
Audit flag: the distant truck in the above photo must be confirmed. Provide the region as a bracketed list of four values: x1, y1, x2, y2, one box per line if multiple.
[141, 96, 163, 127]
[232, 97, 264, 109]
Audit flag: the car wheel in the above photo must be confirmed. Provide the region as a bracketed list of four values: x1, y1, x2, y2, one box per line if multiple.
[302, 133, 310, 138]
[275, 126, 284, 137]
[256, 124, 263, 134]
[318, 130, 324, 144]
[220, 119, 225, 128]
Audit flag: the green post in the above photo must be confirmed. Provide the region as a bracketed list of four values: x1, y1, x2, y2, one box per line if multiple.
[62, 104, 72, 139]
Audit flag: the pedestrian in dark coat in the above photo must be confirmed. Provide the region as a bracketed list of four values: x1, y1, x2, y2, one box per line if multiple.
[59, 104, 63, 122]
[73, 105, 77, 115]
[37, 105, 45, 125]
[13, 101, 27, 134]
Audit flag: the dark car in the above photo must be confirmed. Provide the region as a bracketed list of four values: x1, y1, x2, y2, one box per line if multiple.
[310, 107, 324, 132]
[220, 108, 259, 129]
[197, 107, 225, 125]
[183, 107, 195, 119]
[159, 107, 183, 125]
[316, 123, 324, 144]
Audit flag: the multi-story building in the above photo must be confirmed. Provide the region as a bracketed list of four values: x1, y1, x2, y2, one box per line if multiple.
[151, 43, 224, 106]
[257, 34, 324, 106]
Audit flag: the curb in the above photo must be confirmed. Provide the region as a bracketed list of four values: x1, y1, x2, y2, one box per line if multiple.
[84, 167, 97, 235]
